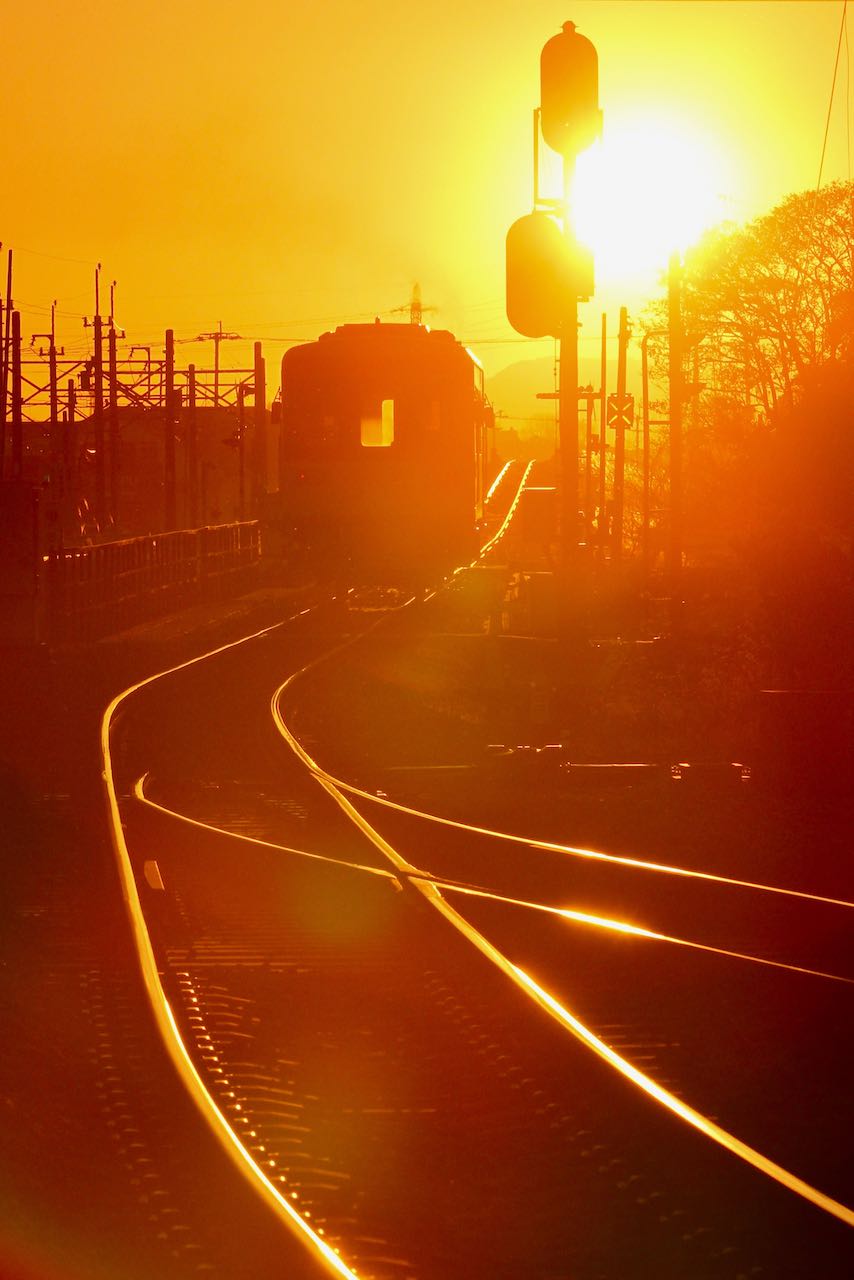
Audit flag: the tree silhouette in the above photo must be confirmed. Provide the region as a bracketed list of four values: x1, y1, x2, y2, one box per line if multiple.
[639, 184, 853, 690]
[645, 181, 854, 419]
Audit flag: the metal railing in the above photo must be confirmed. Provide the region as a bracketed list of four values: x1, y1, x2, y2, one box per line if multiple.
[43, 520, 260, 645]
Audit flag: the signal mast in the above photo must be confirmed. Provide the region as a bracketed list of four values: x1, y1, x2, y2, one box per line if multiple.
[506, 21, 602, 573]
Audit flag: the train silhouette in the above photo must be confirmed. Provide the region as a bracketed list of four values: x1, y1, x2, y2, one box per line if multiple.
[278, 321, 490, 581]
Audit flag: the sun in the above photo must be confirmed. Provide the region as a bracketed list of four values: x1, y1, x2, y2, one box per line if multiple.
[568, 114, 733, 287]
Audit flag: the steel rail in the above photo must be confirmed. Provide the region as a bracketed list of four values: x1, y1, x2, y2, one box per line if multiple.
[100, 601, 362, 1280]
[296, 774, 854, 911]
[97, 459, 577, 1270]
[270, 681, 854, 1228]
[133, 776, 854, 988]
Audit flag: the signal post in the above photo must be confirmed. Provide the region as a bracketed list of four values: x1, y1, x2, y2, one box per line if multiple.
[506, 21, 602, 579]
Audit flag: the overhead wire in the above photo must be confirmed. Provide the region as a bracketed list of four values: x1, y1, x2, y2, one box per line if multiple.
[846, 1, 851, 180]
[816, 0, 848, 191]
[4, 242, 98, 268]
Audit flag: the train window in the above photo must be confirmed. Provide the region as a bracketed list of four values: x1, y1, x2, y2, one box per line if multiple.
[361, 399, 395, 447]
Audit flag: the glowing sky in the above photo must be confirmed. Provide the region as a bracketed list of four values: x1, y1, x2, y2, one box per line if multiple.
[4, 1, 851, 383]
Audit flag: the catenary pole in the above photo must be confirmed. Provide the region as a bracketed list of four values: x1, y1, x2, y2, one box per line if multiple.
[612, 306, 628, 561]
[668, 253, 684, 593]
[559, 153, 578, 570]
[164, 329, 176, 529]
[11, 310, 22, 479]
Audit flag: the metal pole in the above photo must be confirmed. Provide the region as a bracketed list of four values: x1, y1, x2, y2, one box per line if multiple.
[108, 322, 119, 529]
[668, 253, 684, 591]
[237, 384, 246, 522]
[11, 310, 22, 479]
[253, 341, 266, 509]
[584, 391, 593, 543]
[188, 363, 198, 527]
[642, 333, 651, 575]
[598, 312, 606, 550]
[612, 305, 628, 562]
[65, 378, 76, 538]
[1, 250, 13, 479]
[0, 297, 4, 481]
[93, 268, 106, 527]
[164, 328, 176, 529]
[49, 304, 60, 486]
[559, 153, 578, 572]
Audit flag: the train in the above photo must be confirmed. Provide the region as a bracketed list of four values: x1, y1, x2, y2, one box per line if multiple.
[278, 321, 490, 581]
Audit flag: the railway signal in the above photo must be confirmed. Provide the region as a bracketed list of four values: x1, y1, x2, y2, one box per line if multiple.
[506, 214, 593, 338]
[606, 393, 634, 430]
[540, 21, 603, 158]
[505, 21, 602, 580]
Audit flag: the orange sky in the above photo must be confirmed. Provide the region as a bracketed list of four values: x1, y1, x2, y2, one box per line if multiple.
[4, 1, 851, 386]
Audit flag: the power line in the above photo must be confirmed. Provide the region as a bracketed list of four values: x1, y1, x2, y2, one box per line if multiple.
[817, 0, 848, 191]
[846, 3, 851, 180]
[5, 242, 98, 267]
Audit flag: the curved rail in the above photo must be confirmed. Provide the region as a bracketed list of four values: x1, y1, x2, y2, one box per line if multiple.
[100, 604, 362, 1280]
[290, 774, 854, 911]
[269, 645, 854, 1230]
[133, 775, 854, 988]
[97, 461, 537, 1271]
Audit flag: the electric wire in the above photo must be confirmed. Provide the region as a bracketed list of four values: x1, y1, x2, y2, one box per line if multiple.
[816, 0, 848, 191]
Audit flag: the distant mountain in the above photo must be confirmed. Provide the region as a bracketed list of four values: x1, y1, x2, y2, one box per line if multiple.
[487, 344, 644, 434]
[486, 358, 555, 429]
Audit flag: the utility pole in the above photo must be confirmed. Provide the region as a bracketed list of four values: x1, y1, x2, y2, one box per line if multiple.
[668, 252, 684, 594]
[0, 299, 3, 483]
[1, 248, 13, 479]
[584, 385, 594, 543]
[612, 306, 629, 562]
[83, 265, 106, 528]
[195, 321, 242, 408]
[65, 378, 76, 535]
[641, 332, 651, 575]
[640, 326, 669, 578]
[108, 320, 119, 529]
[108, 281, 125, 531]
[559, 152, 579, 567]
[237, 383, 246, 521]
[11, 310, 22, 480]
[253, 341, 266, 509]
[187, 363, 198, 527]
[164, 329, 177, 529]
[598, 312, 607, 548]
[32, 301, 65, 497]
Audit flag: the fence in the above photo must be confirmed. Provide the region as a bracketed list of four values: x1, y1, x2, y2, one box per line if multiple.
[43, 520, 260, 645]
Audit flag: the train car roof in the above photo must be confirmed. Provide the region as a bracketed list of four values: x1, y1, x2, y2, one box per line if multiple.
[284, 322, 468, 358]
[321, 322, 468, 349]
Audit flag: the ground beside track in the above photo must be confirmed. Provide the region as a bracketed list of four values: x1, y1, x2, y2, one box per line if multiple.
[0, 583, 341, 1280]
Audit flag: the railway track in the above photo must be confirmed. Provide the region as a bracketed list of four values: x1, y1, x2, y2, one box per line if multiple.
[103, 463, 854, 1277]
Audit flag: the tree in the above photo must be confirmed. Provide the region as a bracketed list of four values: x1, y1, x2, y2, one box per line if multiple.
[645, 181, 854, 419]
[639, 182, 854, 551]
[640, 184, 854, 688]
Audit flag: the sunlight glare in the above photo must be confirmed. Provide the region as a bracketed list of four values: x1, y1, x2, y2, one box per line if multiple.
[570, 115, 732, 286]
